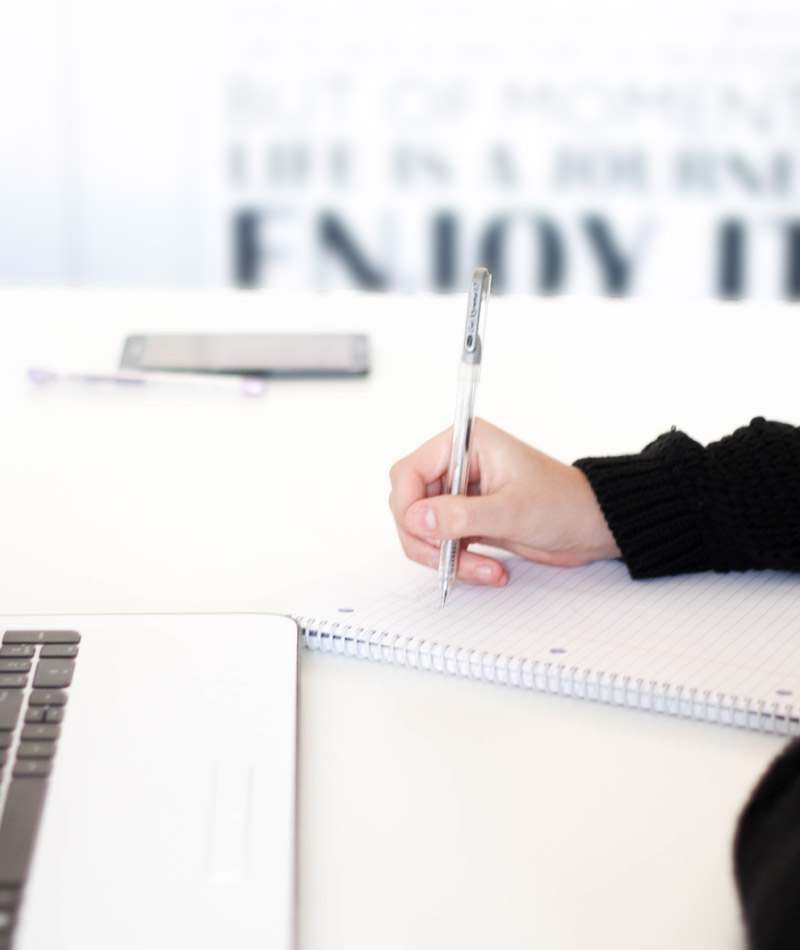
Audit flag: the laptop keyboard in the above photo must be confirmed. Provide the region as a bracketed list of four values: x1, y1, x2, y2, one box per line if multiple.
[0, 630, 79, 948]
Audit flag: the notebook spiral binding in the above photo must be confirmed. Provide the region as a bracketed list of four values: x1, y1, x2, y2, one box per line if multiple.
[298, 617, 800, 737]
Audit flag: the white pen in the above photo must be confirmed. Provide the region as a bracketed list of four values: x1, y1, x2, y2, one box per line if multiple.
[438, 268, 492, 607]
[27, 368, 267, 398]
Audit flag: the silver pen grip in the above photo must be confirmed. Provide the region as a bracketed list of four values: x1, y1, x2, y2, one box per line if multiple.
[438, 371, 479, 599]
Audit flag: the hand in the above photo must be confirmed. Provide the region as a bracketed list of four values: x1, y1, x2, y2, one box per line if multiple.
[388, 419, 621, 587]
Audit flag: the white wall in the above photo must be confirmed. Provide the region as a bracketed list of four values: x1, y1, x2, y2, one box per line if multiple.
[1, 0, 798, 297]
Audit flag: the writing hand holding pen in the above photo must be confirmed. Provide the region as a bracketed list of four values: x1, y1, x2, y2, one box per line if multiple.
[388, 419, 620, 588]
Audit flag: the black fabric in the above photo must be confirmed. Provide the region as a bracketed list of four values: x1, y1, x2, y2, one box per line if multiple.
[734, 738, 800, 949]
[574, 418, 800, 579]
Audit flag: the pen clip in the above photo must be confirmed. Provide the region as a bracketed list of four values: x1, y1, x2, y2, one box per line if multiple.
[462, 268, 491, 365]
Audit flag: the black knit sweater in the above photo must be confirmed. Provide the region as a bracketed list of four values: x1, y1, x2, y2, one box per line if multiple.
[574, 418, 800, 950]
[574, 417, 800, 579]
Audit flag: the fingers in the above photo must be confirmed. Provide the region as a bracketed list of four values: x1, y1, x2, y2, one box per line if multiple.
[388, 430, 452, 567]
[388, 429, 450, 528]
[405, 490, 517, 545]
[388, 423, 509, 588]
[391, 528, 508, 588]
[456, 547, 509, 586]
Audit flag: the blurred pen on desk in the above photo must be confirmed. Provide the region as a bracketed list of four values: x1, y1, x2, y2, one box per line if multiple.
[27, 368, 267, 398]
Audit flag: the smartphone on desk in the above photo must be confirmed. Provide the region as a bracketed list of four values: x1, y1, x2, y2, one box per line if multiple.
[120, 333, 370, 378]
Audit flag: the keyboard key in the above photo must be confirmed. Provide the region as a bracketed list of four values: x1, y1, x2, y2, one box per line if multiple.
[0, 736, 11, 750]
[40, 645, 78, 659]
[3, 631, 80, 645]
[20, 724, 59, 742]
[44, 708, 65, 724]
[16, 742, 55, 760]
[0, 646, 33, 659]
[0, 677, 27, 690]
[32, 659, 74, 690]
[13, 761, 52, 779]
[24, 708, 46, 724]
[0, 661, 30, 675]
[28, 689, 68, 707]
[0, 776, 48, 885]
[0, 694, 23, 731]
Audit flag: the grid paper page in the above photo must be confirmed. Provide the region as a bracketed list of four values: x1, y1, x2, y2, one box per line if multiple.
[295, 557, 800, 719]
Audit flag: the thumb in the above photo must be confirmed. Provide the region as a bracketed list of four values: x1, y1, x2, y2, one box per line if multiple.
[406, 491, 517, 542]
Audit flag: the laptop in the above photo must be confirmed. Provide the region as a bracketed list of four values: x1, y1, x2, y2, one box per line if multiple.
[0, 612, 299, 950]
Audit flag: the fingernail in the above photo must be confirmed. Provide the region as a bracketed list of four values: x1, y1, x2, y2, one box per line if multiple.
[412, 504, 436, 532]
[476, 565, 495, 582]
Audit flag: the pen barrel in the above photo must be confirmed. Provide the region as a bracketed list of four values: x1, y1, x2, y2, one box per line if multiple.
[445, 373, 479, 496]
[439, 371, 479, 598]
[439, 267, 489, 607]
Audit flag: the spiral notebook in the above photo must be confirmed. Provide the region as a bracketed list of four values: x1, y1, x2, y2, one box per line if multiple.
[294, 556, 800, 735]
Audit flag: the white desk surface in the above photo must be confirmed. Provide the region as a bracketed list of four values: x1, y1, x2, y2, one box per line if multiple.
[0, 287, 798, 949]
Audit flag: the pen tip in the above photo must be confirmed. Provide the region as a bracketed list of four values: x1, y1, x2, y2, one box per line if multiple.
[439, 589, 447, 609]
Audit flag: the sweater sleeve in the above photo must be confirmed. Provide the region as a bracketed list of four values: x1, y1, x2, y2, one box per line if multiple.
[573, 418, 800, 579]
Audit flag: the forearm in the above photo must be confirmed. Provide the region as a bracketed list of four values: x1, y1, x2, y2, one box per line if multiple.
[574, 418, 800, 579]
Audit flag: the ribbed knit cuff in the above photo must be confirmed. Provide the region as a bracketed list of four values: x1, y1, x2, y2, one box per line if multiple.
[574, 452, 711, 579]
